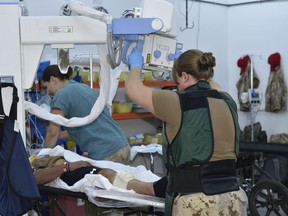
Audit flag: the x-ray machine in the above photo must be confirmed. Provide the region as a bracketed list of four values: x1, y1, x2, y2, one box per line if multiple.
[0, 0, 178, 146]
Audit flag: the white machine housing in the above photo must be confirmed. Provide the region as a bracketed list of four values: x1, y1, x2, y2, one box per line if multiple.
[142, 34, 177, 72]
[140, 0, 178, 72]
[20, 16, 107, 89]
[141, 0, 175, 37]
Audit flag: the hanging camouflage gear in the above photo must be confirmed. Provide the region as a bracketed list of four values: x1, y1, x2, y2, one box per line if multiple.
[265, 52, 287, 112]
[270, 133, 288, 144]
[240, 122, 267, 142]
[236, 55, 260, 112]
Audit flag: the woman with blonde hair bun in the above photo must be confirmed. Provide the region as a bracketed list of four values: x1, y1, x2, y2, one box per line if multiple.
[125, 48, 248, 215]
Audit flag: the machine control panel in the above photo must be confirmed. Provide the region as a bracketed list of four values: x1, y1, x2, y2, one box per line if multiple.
[142, 34, 177, 71]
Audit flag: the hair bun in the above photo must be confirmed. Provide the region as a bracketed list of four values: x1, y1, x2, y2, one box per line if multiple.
[199, 52, 216, 70]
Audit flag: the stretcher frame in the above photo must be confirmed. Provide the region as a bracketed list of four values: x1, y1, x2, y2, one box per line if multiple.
[36, 185, 163, 216]
[38, 185, 88, 216]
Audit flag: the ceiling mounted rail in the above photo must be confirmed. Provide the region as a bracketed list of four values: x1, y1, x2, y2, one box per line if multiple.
[190, 0, 288, 7]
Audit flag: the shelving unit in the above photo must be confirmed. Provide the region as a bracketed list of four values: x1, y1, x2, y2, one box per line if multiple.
[85, 80, 176, 88]
[86, 80, 176, 120]
[112, 112, 154, 120]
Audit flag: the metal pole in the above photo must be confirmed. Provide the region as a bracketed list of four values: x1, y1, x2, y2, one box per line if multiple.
[250, 57, 254, 142]
[89, 52, 93, 89]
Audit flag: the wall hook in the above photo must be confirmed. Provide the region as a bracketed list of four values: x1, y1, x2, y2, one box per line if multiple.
[180, 0, 194, 31]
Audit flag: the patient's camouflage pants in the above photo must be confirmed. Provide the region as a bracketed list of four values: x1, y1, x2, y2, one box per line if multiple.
[172, 187, 248, 216]
[104, 145, 131, 165]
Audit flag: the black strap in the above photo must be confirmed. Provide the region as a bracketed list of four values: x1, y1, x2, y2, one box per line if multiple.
[0, 83, 19, 148]
[177, 89, 230, 112]
[0, 82, 19, 119]
[167, 164, 202, 194]
[167, 160, 239, 195]
[38, 185, 88, 200]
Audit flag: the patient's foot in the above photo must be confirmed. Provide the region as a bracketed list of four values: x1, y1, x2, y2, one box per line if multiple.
[112, 171, 135, 189]
[100, 169, 156, 197]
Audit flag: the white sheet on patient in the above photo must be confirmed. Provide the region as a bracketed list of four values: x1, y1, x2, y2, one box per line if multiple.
[37, 146, 164, 208]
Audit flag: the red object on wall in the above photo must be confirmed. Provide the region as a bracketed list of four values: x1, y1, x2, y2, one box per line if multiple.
[237, 55, 250, 75]
[268, 52, 281, 72]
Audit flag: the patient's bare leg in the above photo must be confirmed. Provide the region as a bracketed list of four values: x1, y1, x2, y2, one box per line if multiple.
[127, 179, 155, 196]
[99, 169, 155, 196]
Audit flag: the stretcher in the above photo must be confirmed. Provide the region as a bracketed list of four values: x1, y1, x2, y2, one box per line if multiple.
[33, 146, 165, 215]
[37, 185, 163, 216]
[238, 142, 288, 216]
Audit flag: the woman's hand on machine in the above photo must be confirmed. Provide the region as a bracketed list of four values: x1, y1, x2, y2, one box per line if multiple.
[128, 47, 144, 69]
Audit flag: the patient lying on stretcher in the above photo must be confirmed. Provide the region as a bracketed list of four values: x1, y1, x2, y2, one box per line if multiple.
[31, 155, 167, 198]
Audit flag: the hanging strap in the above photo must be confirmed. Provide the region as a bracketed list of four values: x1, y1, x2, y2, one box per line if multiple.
[0, 83, 19, 148]
[0, 82, 19, 119]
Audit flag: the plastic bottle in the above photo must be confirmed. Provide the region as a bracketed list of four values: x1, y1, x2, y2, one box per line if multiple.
[66, 138, 76, 152]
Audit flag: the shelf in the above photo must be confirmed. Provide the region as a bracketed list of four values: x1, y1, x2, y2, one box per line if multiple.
[112, 112, 154, 120]
[84, 80, 175, 120]
[85, 81, 176, 88]
[143, 81, 176, 87]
